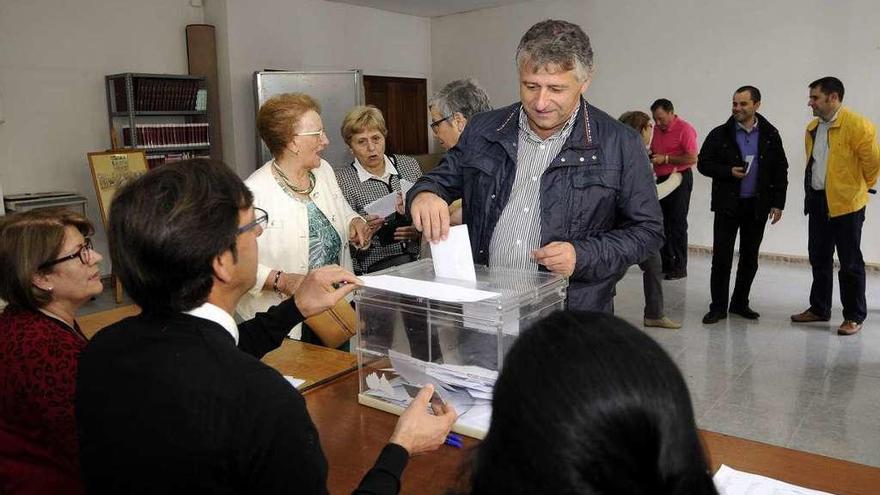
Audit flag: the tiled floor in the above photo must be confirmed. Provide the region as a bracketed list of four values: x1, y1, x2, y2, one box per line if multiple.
[614, 252, 880, 467]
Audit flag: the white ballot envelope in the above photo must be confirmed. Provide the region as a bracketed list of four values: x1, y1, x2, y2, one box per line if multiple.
[363, 191, 400, 218]
[430, 224, 477, 282]
[400, 179, 415, 199]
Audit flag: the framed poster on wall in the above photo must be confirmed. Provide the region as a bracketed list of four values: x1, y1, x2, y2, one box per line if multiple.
[87, 150, 148, 228]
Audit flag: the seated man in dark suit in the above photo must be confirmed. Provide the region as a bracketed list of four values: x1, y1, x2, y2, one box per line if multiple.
[76, 159, 456, 494]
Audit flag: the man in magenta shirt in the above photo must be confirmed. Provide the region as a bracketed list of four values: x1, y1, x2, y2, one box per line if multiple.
[650, 98, 698, 279]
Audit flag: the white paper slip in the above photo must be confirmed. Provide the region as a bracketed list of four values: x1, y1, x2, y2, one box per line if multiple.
[744, 154, 755, 175]
[430, 224, 477, 282]
[713, 464, 833, 495]
[359, 274, 500, 302]
[363, 191, 400, 218]
[400, 179, 415, 198]
[283, 376, 306, 389]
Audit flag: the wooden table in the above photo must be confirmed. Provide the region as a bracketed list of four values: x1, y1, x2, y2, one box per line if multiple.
[262, 339, 357, 390]
[304, 371, 880, 495]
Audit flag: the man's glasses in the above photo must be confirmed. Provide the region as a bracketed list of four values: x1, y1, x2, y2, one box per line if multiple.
[40, 238, 93, 269]
[237, 207, 269, 235]
[293, 128, 325, 138]
[429, 115, 453, 132]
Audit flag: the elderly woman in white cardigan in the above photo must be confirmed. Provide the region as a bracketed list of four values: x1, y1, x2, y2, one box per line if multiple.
[236, 93, 371, 347]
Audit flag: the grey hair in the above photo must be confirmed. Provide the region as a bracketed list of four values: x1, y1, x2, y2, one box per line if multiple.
[516, 19, 594, 82]
[429, 78, 492, 120]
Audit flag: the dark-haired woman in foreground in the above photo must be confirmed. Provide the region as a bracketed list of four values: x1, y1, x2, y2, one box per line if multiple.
[460, 311, 717, 495]
[0, 209, 104, 494]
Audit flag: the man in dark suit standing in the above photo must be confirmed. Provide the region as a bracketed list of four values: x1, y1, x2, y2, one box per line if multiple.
[697, 86, 789, 324]
[76, 159, 455, 494]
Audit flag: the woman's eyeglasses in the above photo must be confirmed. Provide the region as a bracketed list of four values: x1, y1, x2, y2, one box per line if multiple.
[293, 129, 326, 138]
[40, 238, 93, 269]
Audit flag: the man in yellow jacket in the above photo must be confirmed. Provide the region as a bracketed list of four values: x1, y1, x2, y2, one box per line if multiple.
[791, 77, 879, 335]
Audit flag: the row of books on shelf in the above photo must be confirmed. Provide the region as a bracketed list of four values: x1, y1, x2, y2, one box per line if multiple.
[146, 152, 211, 169]
[115, 78, 204, 112]
[122, 123, 210, 149]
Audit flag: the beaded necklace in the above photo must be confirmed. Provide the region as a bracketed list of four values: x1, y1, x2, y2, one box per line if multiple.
[272, 160, 316, 195]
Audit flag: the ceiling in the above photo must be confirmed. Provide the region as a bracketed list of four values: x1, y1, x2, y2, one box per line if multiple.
[326, 0, 531, 18]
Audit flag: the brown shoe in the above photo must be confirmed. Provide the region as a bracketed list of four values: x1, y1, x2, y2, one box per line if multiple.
[838, 320, 863, 336]
[790, 309, 830, 323]
[644, 316, 682, 329]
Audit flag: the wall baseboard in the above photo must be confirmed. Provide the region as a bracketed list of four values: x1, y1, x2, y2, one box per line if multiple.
[688, 245, 880, 272]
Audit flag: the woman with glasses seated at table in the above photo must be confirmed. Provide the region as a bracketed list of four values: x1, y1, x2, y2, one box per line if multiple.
[236, 93, 371, 348]
[455, 311, 717, 495]
[0, 208, 104, 495]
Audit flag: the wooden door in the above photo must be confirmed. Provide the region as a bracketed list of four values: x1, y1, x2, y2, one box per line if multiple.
[363, 75, 427, 155]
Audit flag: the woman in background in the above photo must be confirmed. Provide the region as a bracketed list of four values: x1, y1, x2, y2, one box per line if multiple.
[335, 105, 441, 362]
[237, 93, 370, 347]
[619, 110, 681, 329]
[460, 310, 716, 495]
[0, 208, 104, 494]
[335, 105, 422, 275]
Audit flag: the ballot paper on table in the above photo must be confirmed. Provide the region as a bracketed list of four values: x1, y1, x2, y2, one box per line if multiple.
[359, 274, 499, 303]
[283, 376, 306, 389]
[363, 191, 400, 218]
[713, 464, 833, 495]
[430, 224, 477, 282]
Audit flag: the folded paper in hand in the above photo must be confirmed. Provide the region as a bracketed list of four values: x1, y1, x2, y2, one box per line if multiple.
[363, 191, 400, 218]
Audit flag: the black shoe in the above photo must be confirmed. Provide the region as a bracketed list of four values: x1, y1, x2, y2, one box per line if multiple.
[729, 305, 760, 319]
[664, 271, 687, 280]
[702, 310, 727, 324]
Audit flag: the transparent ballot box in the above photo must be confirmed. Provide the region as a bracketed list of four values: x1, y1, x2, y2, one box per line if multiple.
[355, 259, 567, 439]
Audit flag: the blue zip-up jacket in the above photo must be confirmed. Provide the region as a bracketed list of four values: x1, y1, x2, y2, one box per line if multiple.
[407, 98, 664, 312]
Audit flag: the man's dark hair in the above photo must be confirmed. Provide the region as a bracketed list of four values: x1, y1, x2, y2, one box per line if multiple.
[650, 98, 674, 113]
[462, 311, 717, 495]
[108, 159, 253, 313]
[734, 85, 761, 103]
[809, 76, 845, 101]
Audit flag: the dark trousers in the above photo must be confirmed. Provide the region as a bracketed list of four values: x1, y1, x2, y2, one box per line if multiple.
[807, 190, 867, 323]
[639, 253, 664, 319]
[709, 198, 767, 312]
[659, 168, 693, 275]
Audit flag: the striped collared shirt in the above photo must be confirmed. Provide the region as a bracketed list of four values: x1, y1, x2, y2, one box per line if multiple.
[488, 107, 577, 271]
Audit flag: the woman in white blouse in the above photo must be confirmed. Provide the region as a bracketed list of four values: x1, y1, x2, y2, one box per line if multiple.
[236, 93, 371, 346]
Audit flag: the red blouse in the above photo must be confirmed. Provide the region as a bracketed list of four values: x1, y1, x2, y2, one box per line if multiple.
[0, 306, 87, 495]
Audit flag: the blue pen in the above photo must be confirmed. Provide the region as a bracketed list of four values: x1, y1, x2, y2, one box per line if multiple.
[445, 433, 462, 449]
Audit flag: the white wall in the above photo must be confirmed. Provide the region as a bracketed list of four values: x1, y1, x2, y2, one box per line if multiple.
[0, 0, 204, 274]
[204, 0, 432, 179]
[431, 0, 880, 264]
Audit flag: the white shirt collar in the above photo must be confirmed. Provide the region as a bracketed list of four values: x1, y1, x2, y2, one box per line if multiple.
[354, 155, 397, 183]
[184, 302, 239, 345]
